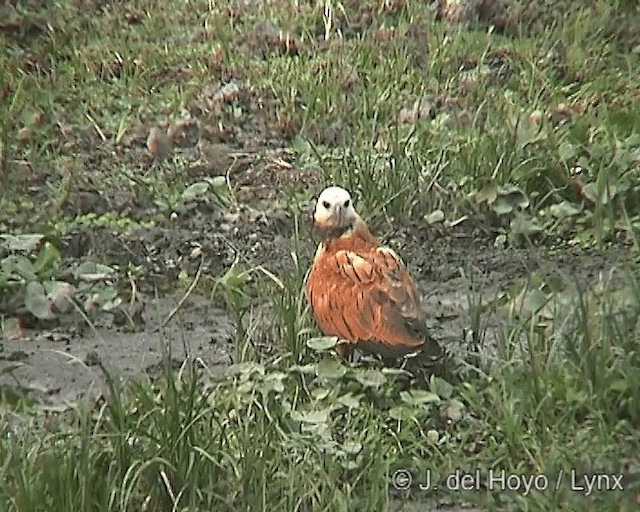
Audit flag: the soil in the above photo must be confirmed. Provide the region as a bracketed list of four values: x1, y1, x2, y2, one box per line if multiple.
[1, 218, 631, 408]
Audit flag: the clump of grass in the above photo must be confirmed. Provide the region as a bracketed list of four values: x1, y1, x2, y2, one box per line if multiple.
[2, 261, 640, 510]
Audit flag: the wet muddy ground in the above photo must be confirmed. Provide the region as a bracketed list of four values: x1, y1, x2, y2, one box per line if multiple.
[1, 218, 630, 408]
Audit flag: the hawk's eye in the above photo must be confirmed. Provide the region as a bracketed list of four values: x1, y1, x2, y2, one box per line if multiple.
[322, 201, 330, 209]
[343, 199, 350, 208]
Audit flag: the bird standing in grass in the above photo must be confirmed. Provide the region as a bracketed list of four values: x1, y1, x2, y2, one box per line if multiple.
[305, 186, 443, 366]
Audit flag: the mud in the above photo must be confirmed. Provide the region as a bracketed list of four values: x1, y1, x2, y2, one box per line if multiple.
[1, 219, 631, 409]
[0, 294, 234, 407]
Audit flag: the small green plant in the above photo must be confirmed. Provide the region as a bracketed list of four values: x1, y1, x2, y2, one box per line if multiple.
[0, 234, 122, 323]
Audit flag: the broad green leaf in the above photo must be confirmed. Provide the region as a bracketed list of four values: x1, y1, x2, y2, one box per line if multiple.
[388, 406, 415, 421]
[263, 372, 285, 393]
[558, 141, 577, 162]
[341, 442, 362, 455]
[315, 358, 346, 379]
[423, 209, 444, 225]
[337, 393, 361, 409]
[182, 181, 210, 201]
[94, 285, 120, 311]
[476, 183, 498, 204]
[492, 187, 529, 215]
[430, 376, 454, 399]
[426, 430, 440, 443]
[74, 262, 116, 281]
[290, 409, 330, 424]
[206, 176, 227, 188]
[25, 281, 56, 320]
[236, 381, 254, 394]
[548, 201, 582, 219]
[229, 362, 265, 378]
[2, 256, 38, 281]
[33, 242, 60, 276]
[500, 186, 529, 208]
[516, 114, 544, 146]
[510, 214, 544, 235]
[354, 369, 387, 389]
[312, 387, 330, 400]
[492, 196, 516, 215]
[442, 399, 465, 422]
[45, 281, 76, 313]
[306, 336, 338, 351]
[0, 234, 44, 252]
[400, 389, 441, 405]
[289, 364, 316, 375]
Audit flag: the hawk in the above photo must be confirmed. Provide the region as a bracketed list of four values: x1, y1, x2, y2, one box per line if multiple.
[305, 186, 443, 365]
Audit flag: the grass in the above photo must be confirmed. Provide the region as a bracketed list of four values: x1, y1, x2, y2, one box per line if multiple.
[2, 0, 640, 510]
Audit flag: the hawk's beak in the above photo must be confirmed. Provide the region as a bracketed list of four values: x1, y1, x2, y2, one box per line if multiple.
[336, 205, 343, 226]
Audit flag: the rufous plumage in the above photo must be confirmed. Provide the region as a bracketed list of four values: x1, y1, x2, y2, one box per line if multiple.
[305, 186, 442, 364]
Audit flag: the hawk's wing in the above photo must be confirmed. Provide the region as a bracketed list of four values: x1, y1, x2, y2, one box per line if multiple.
[306, 245, 431, 355]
